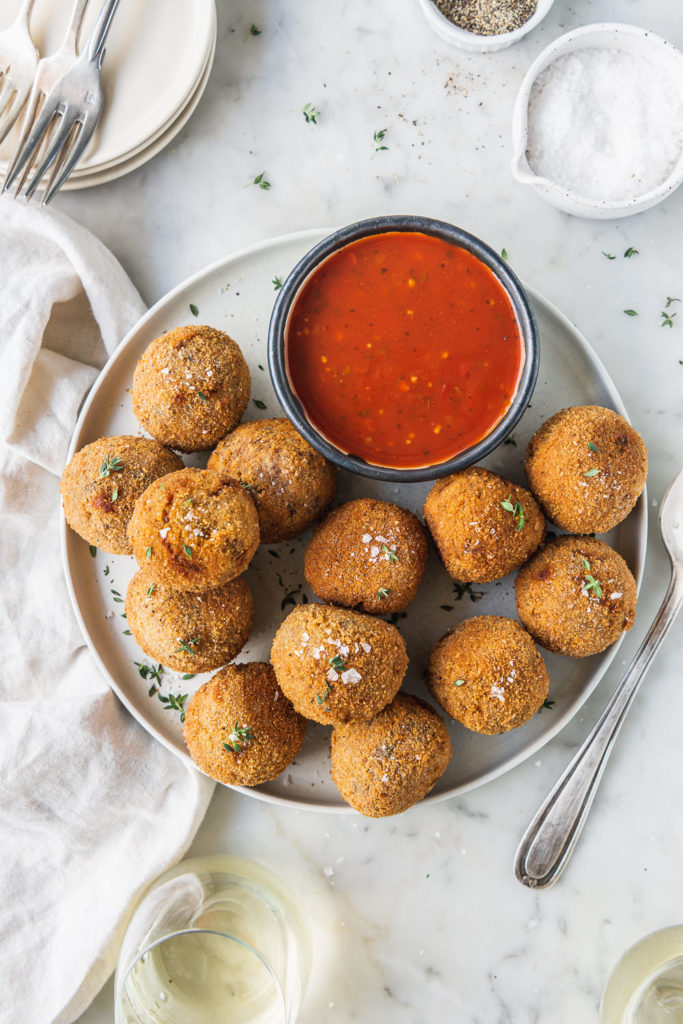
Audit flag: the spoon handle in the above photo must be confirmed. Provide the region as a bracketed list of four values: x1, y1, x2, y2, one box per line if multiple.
[515, 565, 683, 889]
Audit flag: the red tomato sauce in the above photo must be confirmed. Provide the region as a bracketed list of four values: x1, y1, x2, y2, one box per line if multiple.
[285, 231, 524, 469]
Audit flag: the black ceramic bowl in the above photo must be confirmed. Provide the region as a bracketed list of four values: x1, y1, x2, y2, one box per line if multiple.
[268, 215, 539, 483]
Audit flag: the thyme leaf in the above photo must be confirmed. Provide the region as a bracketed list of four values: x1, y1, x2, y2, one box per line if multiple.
[223, 721, 254, 753]
[99, 454, 123, 478]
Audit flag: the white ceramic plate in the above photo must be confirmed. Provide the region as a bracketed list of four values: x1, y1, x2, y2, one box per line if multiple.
[0, 0, 214, 174]
[56, 19, 216, 190]
[63, 229, 647, 812]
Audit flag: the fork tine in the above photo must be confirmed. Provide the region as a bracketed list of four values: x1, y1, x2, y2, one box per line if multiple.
[42, 116, 95, 205]
[3, 94, 57, 192]
[23, 109, 74, 199]
[0, 88, 26, 146]
[0, 77, 15, 119]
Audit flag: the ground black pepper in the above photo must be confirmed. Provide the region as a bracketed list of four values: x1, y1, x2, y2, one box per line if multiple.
[433, 0, 537, 36]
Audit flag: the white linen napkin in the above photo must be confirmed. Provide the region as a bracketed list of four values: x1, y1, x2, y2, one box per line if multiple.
[0, 197, 214, 1024]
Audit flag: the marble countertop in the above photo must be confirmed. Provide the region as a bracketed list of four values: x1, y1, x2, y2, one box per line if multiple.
[71, 0, 683, 1020]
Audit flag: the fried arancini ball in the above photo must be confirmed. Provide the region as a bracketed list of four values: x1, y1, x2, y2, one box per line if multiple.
[304, 498, 428, 614]
[423, 467, 545, 583]
[127, 467, 259, 591]
[131, 325, 251, 452]
[61, 436, 183, 554]
[125, 570, 254, 673]
[525, 405, 647, 534]
[207, 418, 336, 543]
[515, 535, 637, 657]
[183, 663, 306, 787]
[330, 693, 452, 817]
[426, 616, 550, 735]
[270, 603, 408, 726]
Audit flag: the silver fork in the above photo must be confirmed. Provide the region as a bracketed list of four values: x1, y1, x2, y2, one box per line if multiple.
[0, 0, 38, 146]
[3, 0, 91, 195]
[4, 0, 121, 204]
[514, 468, 683, 888]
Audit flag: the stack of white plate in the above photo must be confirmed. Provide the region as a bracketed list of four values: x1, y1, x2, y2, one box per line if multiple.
[0, 0, 216, 189]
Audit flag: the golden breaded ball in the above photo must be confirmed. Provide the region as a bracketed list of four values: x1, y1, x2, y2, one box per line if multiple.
[125, 570, 254, 673]
[127, 467, 259, 591]
[61, 436, 183, 554]
[132, 325, 250, 452]
[208, 418, 336, 543]
[330, 694, 452, 817]
[525, 405, 647, 533]
[515, 536, 637, 657]
[304, 498, 428, 614]
[426, 616, 550, 735]
[270, 603, 408, 726]
[424, 466, 545, 582]
[183, 663, 306, 786]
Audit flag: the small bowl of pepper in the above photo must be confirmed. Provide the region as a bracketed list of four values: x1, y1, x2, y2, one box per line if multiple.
[416, 0, 557, 53]
[268, 215, 540, 483]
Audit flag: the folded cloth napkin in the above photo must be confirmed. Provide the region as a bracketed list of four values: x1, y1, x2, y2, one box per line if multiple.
[0, 196, 214, 1024]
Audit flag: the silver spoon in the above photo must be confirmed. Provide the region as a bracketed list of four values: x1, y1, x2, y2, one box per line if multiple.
[515, 468, 683, 889]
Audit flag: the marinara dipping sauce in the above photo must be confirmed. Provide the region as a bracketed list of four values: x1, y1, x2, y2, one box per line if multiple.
[285, 231, 525, 470]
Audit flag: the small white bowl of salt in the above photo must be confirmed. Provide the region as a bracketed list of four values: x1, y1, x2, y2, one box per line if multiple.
[511, 23, 683, 217]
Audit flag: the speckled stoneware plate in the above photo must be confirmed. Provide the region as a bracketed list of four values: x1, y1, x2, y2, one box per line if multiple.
[62, 228, 647, 813]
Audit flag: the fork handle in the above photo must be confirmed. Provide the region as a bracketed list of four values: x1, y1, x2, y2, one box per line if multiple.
[61, 0, 90, 56]
[514, 564, 683, 889]
[13, 0, 37, 32]
[86, 0, 121, 66]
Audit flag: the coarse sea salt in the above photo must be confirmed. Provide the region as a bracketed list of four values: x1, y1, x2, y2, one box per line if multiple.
[526, 48, 683, 201]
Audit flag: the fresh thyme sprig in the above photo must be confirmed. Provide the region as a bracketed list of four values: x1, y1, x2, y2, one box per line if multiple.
[453, 581, 484, 602]
[314, 681, 333, 710]
[135, 661, 164, 694]
[302, 103, 320, 124]
[373, 128, 388, 152]
[223, 722, 254, 753]
[250, 172, 271, 190]
[272, 276, 283, 290]
[328, 654, 347, 672]
[377, 586, 390, 601]
[500, 495, 524, 532]
[176, 637, 200, 656]
[624, 247, 639, 258]
[99, 454, 123, 478]
[381, 544, 399, 563]
[159, 692, 189, 722]
[581, 558, 602, 599]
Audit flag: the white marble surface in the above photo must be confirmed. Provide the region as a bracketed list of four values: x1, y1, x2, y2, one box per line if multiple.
[67, 0, 683, 1020]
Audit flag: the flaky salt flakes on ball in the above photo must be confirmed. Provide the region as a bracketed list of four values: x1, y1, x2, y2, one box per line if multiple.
[183, 662, 306, 787]
[304, 498, 429, 614]
[426, 616, 550, 736]
[423, 466, 545, 583]
[131, 325, 251, 452]
[61, 435, 183, 554]
[330, 693, 452, 817]
[127, 467, 259, 591]
[515, 535, 637, 658]
[207, 417, 336, 543]
[270, 603, 408, 726]
[125, 570, 254, 673]
[525, 405, 647, 534]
